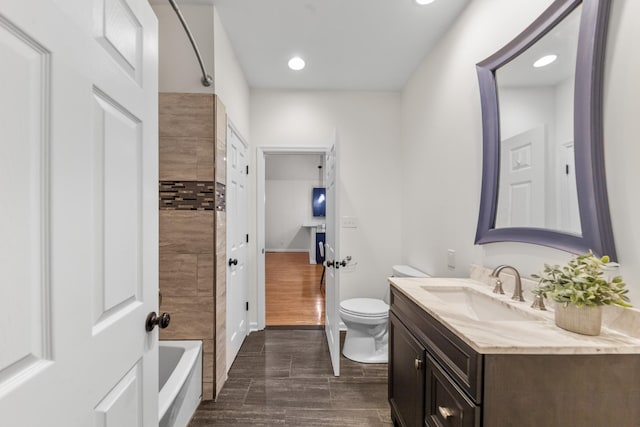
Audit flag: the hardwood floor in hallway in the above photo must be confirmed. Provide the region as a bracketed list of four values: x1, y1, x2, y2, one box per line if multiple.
[266, 252, 325, 326]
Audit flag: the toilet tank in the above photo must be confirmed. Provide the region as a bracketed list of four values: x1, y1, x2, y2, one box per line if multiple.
[392, 265, 429, 278]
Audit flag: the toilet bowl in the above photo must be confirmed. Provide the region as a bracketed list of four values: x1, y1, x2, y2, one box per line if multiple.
[339, 265, 429, 364]
[339, 298, 389, 363]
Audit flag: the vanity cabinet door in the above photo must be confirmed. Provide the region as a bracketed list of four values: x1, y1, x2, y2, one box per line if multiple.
[389, 312, 426, 427]
[425, 355, 480, 427]
[390, 286, 482, 402]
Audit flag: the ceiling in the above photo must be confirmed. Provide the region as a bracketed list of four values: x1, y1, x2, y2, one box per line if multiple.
[497, 4, 581, 88]
[207, 0, 470, 90]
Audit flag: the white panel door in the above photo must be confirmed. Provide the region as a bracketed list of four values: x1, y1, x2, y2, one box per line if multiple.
[324, 135, 340, 376]
[226, 125, 249, 368]
[0, 1, 159, 426]
[559, 142, 581, 234]
[495, 126, 546, 228]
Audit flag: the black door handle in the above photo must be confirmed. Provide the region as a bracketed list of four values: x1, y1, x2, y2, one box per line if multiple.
[228, 258, 238, 266]
[326, 260, 334, 268]
[146, 312, 171, 332]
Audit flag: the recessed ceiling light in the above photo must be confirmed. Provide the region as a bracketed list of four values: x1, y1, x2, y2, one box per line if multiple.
[288, 56, 306, 71]
[415, 0, 436, 5]
[533, 54, 558, 68]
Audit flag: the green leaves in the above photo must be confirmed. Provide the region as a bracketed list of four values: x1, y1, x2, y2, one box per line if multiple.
[532, 251, 631, 308]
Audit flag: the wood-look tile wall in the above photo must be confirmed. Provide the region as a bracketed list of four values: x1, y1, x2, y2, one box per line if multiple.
[158, 93, 226, 401]
[214, 96, 227, 397]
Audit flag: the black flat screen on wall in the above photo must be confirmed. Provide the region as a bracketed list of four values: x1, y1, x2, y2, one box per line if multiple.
[312, 187, 326, 217]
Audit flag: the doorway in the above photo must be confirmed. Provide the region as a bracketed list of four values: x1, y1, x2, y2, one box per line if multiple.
[256, 148, 330, 329]
[264, 153, 325, 326]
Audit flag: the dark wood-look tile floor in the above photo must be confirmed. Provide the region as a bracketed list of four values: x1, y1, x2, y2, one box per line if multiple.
[188, 329, 392, 426]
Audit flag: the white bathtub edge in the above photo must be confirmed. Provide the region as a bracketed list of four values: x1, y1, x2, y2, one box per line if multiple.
[158, 340, 202, 421]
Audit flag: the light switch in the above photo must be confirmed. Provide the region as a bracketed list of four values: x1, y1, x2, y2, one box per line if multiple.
[341, 216, 358, 228]
[447, 249, 456, 269]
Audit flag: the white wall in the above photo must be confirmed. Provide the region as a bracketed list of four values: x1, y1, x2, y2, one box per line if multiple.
[401, 0, 640, 302]
[265, 180, 319, 251]
[250, 90, 403, 320]
[604, 0, 640, 303]
[554, 77, 574, 144]
[151, 5, 250, 139]
[265, 154, 324, 251]
[152, 5, 215, 94]
[499, 87, 555, 141]
[213, 7, 250, 140]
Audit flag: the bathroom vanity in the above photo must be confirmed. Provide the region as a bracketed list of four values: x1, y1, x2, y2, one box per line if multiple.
[388, 278, 640, 427]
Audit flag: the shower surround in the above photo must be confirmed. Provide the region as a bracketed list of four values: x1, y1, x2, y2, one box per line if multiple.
[158, 93, 227, 400]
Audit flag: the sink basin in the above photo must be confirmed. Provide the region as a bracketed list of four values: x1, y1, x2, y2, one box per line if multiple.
[420, 286, 540, 322]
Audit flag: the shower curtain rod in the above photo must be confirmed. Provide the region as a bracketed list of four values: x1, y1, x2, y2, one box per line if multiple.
[167, 0, 213, 87]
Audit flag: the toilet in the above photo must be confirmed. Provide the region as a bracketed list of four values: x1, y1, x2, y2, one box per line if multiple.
[339, 265, 429, 363]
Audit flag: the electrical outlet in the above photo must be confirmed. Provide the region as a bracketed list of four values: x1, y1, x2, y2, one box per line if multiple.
[447, 249, 456, 269]
[341, 216, 358, 228]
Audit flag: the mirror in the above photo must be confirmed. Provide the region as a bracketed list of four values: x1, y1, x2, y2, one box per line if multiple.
[475, 0, 617, 259]
[495, 5, 581, 234]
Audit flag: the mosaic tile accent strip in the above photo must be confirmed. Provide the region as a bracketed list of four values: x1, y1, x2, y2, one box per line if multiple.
[215, 182, 226, 212]
[160, 181, 215, 210]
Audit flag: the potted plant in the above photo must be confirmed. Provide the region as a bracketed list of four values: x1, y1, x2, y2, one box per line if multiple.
[532, 251, 631, 336]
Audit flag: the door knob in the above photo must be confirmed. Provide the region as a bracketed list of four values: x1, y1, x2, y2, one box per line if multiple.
[228, 258, 238, 266]
[338, 256, 352, 267]
[414, 358, 423, 370]
[325, 260, 334, 268]
[146, 311, 170, 332]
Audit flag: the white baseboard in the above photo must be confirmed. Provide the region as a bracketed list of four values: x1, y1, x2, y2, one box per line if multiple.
[265, 248, 309, 253]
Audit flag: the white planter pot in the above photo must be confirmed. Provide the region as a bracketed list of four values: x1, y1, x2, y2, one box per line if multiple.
[554, 303, 602, 336]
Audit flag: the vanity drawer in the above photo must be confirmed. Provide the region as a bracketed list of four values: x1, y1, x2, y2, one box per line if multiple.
[390, 286, 482, 403]
[425, 355, 480, 427]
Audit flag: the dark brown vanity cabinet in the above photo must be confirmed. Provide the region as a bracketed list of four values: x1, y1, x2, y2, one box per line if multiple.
[389, 285, 640, 427]
[424, 354, 478, 427]
[389, 287, 480, 427]
[389, 312, 426, 427]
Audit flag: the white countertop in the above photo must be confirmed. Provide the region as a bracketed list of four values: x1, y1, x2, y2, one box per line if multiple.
[389, 276, 640, 355]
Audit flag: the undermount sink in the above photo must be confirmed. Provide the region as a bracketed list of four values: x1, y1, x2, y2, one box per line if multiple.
[420, 286, 541, 322]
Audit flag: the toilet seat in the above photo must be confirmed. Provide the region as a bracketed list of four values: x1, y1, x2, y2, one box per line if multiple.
[339, 298, 389, 318]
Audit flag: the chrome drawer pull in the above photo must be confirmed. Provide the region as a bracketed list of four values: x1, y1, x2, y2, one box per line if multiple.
[414, 358, 423, 370]
[438, 406, 454, 419]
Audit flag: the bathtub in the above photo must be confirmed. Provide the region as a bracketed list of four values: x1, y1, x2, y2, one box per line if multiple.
[159, 341, 202, 427]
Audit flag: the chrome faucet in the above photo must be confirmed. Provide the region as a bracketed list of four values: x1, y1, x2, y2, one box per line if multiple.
[490, 265, 525, 302]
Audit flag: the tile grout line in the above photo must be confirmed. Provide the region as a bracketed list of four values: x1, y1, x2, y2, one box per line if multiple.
[240, 378, 252, 406]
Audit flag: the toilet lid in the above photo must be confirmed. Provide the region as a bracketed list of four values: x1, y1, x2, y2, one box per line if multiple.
[392, 264, 429, 277]
[340, 298, 389, 317]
